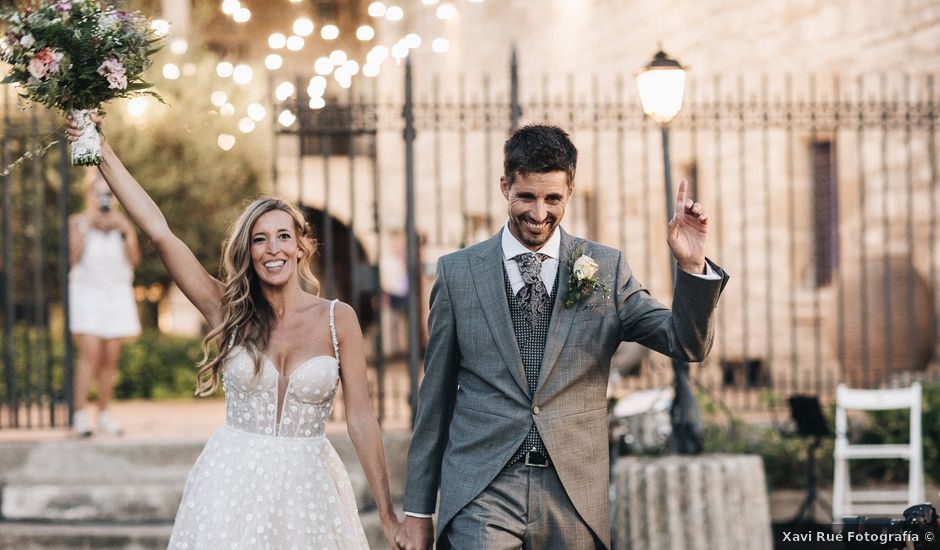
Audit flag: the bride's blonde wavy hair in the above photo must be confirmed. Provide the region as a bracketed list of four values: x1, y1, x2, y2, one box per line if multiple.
[194, 198, 319, 396]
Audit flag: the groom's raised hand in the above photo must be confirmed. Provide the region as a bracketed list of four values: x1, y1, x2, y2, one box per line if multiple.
[395, 516, 433, 550]
[667, 179, 708, 275]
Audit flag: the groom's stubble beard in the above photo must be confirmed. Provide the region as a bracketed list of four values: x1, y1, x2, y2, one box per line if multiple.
[501, 170, 573, 251]
[506, 200, 567, 250]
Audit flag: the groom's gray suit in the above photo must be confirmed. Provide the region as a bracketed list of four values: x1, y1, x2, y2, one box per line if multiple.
[403, 227, 728, 548]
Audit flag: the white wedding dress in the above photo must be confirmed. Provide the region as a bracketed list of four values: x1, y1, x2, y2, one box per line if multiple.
[168, 300, 370, 549]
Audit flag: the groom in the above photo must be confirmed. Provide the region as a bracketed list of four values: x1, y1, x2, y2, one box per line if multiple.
[396, 125, 728, 549]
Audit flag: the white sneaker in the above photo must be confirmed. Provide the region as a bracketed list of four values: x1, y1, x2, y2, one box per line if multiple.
[96, 411, 124, 436]
[72, 409, 93, 437]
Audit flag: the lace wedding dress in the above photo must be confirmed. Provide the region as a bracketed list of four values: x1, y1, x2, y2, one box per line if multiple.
[168, 300, 370, 549]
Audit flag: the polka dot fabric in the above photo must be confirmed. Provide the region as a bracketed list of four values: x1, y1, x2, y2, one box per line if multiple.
[168, 300, 369, 549]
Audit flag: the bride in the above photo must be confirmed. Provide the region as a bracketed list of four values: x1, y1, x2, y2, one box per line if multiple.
[68, 114, 401, 549]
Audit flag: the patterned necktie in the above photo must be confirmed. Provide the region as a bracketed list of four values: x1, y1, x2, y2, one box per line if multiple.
[513, 252, 549, 326]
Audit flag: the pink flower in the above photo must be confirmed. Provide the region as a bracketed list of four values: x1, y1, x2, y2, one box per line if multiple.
[27, 56, 48, 80]
[45, 49, 64, 74]
[26, 48, 64, 80]
[97, 58, 128, 90]
[55, 2, 72, 21]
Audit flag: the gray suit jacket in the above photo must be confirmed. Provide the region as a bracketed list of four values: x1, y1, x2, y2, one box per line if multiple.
[403, 228, 728, 548]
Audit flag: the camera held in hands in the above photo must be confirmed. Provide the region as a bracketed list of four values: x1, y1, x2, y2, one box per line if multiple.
[98, 189, 112, 213]
[842, 503, 939, 550]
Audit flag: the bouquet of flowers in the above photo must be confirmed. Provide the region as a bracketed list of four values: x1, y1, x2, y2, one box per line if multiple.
[1, 0, 162, 165]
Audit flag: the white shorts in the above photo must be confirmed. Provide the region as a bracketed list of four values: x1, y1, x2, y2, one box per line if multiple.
[68, 283, 141, 339]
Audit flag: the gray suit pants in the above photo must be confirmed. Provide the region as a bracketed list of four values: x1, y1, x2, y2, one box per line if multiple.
[443, 462, 599, 549]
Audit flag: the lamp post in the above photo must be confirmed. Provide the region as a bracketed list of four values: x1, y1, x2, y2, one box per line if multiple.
[636, 48, 702, 454]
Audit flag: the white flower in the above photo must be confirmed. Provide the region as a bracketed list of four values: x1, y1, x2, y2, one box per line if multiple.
[572, 255, 599, 281]
[97, 13, 120, 32]
[19, 34, 35, 49]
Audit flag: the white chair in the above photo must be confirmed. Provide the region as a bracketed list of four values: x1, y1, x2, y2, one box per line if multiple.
[832, 382, 924, 520]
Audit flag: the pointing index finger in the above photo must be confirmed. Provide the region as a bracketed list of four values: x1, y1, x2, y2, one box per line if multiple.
[675, 179, 688, 216]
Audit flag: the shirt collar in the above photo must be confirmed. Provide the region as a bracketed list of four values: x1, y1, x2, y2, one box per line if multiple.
[501, 222, 561, 261]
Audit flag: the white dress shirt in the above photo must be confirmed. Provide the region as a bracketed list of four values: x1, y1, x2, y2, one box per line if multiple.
[502, 223, 562, 294]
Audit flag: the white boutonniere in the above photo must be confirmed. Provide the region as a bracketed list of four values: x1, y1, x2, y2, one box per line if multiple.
[564, 244, 610, 308]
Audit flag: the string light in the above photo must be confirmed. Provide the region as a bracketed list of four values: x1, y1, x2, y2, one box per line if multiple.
[275, 81, 296, 101]
[232, 64, 253, 84]
[367, 45, 390, 64]
[343, 60, 360, 76]
[329, 50, 348, 66]
[314, 57, 334, 75]
[286, 35, 305, 51]
[268, 33, 286, 49]
[210, 91, 228, 107]
[278, 110, 296, 127]
[320, 25, 339, 40]
[233, 7, 251, 23]
[368, 2, 386, 17]
[247, 103, 266, 121]
[265, 54, 283, 70]
[309, 97, 326, 109]
[436, 3, 457, 19]
[216, 61, 234, 78]
[217, 134, 236, 151]
[392, 42, 409, 61]
[221, 0, 240, 16]
[386, 6, 404, 21]
[220, 103, 236, 116]
[127, 97, 149, 117]
[170, 38, 188, 55]
[293, 18, 314, 37]
[363, 63, 380, 77]
[162, 63, 181, 80]
[307, 76, 327, 97]
[404, 33, 422, 49]
[356, 25, 375, 41]
[238, 117, 256, 133]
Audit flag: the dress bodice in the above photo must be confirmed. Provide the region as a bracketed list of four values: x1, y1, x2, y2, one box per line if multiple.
[221, 300, 341, 438]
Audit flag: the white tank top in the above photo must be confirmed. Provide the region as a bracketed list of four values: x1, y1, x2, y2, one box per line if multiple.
[70, 228, 133, 288]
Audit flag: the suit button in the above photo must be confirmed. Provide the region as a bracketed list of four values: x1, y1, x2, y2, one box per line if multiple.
[532, 406, 540, 415]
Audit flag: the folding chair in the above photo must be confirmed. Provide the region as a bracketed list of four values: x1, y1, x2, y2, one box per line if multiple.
[832, 382, 924, 519]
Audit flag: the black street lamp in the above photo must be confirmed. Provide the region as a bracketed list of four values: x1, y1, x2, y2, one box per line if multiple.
[636, 48, 703, 454]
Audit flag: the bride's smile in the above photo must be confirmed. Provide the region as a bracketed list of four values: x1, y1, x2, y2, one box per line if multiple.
[250, 210, 301, 287]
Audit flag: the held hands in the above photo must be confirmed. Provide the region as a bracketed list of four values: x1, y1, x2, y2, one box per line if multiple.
[66, 111, 106, 145]
[395, 516, 434, 550]
[666, 179, 708, 275]
[380, 514, 403, 549]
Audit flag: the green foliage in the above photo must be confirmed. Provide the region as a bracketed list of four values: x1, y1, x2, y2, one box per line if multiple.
[701, 385, 940, 489]
[115, 330, 214, 400]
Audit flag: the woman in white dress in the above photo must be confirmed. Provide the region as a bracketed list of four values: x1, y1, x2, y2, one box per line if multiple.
[67, 114, 401, 549]
[68, 170, 141, 436]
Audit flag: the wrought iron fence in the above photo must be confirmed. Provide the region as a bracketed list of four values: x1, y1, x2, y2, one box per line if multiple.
[0, 85, 73, 429]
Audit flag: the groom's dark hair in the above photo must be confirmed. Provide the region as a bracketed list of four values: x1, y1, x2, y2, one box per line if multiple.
[503, 124, 578, 186]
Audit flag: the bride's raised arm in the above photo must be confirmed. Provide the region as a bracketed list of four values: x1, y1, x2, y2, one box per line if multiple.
[67, 113, 225, 327]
